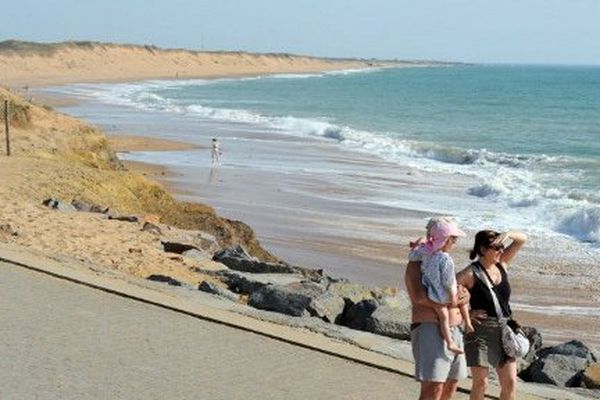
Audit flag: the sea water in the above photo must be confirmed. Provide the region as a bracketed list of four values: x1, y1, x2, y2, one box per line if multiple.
[46, 65, 600, 249]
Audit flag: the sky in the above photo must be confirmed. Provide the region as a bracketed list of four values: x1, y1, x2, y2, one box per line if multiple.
[1, 0, 599, 65]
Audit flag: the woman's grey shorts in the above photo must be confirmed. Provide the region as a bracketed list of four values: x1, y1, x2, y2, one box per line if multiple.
[464, 318, 510, 368]
[410, 322, 468, 382]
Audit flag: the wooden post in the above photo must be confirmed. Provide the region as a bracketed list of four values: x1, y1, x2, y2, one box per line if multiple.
[4, 100, 9, 156]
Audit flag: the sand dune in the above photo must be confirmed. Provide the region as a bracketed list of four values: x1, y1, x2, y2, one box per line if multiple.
[0, 41, 395, 87]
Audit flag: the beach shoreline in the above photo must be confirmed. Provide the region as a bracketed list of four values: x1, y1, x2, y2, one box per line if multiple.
[1, 45, 598, 357]
[49, 89, 599, 353]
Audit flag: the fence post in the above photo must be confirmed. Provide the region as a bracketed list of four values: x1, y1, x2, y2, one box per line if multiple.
[4, 100, 9, 156]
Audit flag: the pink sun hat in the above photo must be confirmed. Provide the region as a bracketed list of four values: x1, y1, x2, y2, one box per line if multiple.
[427, 219, 466, 252]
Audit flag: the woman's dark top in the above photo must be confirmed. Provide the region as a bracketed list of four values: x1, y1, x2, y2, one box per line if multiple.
[469, 262, 512, 318]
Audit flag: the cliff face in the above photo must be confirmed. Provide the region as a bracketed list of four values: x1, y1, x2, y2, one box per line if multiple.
[0, 86, 275, 261]
[0, 41, 371, 87]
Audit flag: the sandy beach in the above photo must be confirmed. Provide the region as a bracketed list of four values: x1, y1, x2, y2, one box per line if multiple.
[0, 40, 598, 368]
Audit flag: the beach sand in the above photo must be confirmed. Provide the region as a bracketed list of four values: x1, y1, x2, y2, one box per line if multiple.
[107, 114, 600, 352]
[1, 43, 597, 355]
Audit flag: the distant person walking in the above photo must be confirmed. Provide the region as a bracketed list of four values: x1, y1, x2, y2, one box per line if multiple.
[211, 138, 222, 166]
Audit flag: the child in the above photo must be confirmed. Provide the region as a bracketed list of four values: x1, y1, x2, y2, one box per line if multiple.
[211, 138, 222, 166]
[410, 218, 474, 354]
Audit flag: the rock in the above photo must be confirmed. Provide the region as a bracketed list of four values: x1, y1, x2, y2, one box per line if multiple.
[342, 299, 379, 330]
[517, 326, 544, 373]
[71, 199, 109, 213]
[308, 291, 346, 323]
[526, 354, 589, 387]
[378, 292, 411, 308]
[217, 271, 304, 295]
[215, 248, 297, 274]
[521, 340, 597, 387]
[146, 274, 182, 287]
[0, 223, 18, 237]
[327, 281, 385, 304]
[162, 241, 198, 254]
[248, 281, 345, 322]
[214, 245, 257, 262]
[198, 281, 239, 302]
[536, 340, 597, 364]
[582, 362, 600, 389]
[365, 295, 412, 340]
[182, 248, 209, 261]
[522, 326, 543, 363]
[42, 198, 76, 212]
[141, 222, 162, 235]
[160, 227, 219, 254]
[108, 215, 139, 223]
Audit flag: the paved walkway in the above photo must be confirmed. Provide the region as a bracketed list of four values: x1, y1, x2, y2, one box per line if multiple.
[0, 261, 471, 400]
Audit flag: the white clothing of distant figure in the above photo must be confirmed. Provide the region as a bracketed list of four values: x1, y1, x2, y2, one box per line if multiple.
[211, 138, 222, 166]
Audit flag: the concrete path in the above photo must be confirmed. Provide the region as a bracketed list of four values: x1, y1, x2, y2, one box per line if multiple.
[0, 260, 468, 400]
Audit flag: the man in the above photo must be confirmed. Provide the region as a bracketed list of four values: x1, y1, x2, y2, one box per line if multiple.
[405, 218, 469, 400]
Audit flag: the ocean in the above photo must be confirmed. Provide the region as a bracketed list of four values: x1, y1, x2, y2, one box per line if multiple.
[48, 65, 600, 248]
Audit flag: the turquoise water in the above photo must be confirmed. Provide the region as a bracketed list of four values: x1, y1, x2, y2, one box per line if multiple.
[48, 65, 600, 243]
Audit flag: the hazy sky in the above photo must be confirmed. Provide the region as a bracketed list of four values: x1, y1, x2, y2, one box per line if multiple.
[1, 0, 599, 65]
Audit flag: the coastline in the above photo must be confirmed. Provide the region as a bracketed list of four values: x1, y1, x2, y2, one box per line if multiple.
[0, 41, 405, 88]
[0, 47, 598, 396]
[32, 75, 600, 353]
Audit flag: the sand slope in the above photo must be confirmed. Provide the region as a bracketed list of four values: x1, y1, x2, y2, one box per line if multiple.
[0, 41, 390, 87]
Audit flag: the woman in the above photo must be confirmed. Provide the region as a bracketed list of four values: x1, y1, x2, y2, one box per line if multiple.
[456, 230, 527, 400]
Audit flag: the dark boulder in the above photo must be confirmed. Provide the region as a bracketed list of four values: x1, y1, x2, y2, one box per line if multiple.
[217, 271, 304, 295]
[342, 299, 379, 330]
[198, 281, 239, 302]
[108, 215, 139, 223]
[521, 340, 597, 387]
[365, 294, 412, 340]
[248, 281, 345, 323]
[162, 241, 199, 254]
[214, 245, 297, 274]
[517, 326, 544, 373]
[146, 274, 182, 287]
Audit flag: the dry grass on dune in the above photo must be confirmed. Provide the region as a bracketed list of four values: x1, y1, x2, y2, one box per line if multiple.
[0, 86, 275, 262]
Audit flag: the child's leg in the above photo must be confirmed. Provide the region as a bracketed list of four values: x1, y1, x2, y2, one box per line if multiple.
[433, 305, 463, 354]
[459, 302, 474, 333]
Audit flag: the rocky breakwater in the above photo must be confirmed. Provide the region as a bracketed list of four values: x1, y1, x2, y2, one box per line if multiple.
[198, 244, 412, 339]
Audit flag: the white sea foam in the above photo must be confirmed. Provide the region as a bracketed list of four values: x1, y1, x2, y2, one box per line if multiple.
[45, 79, 600, 246]
[512, 302, 600, 317]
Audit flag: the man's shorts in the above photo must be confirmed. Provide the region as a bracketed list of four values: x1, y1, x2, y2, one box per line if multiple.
[410, 322, 468, 382]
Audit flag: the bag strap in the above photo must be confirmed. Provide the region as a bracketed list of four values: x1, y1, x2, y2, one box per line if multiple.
[471, 262, 506, 319]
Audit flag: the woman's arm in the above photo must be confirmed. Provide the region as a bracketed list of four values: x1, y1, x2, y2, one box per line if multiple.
[495, 230, 527, 268]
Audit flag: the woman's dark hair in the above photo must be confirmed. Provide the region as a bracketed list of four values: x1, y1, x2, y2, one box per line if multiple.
[470, 230, 501, 260]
